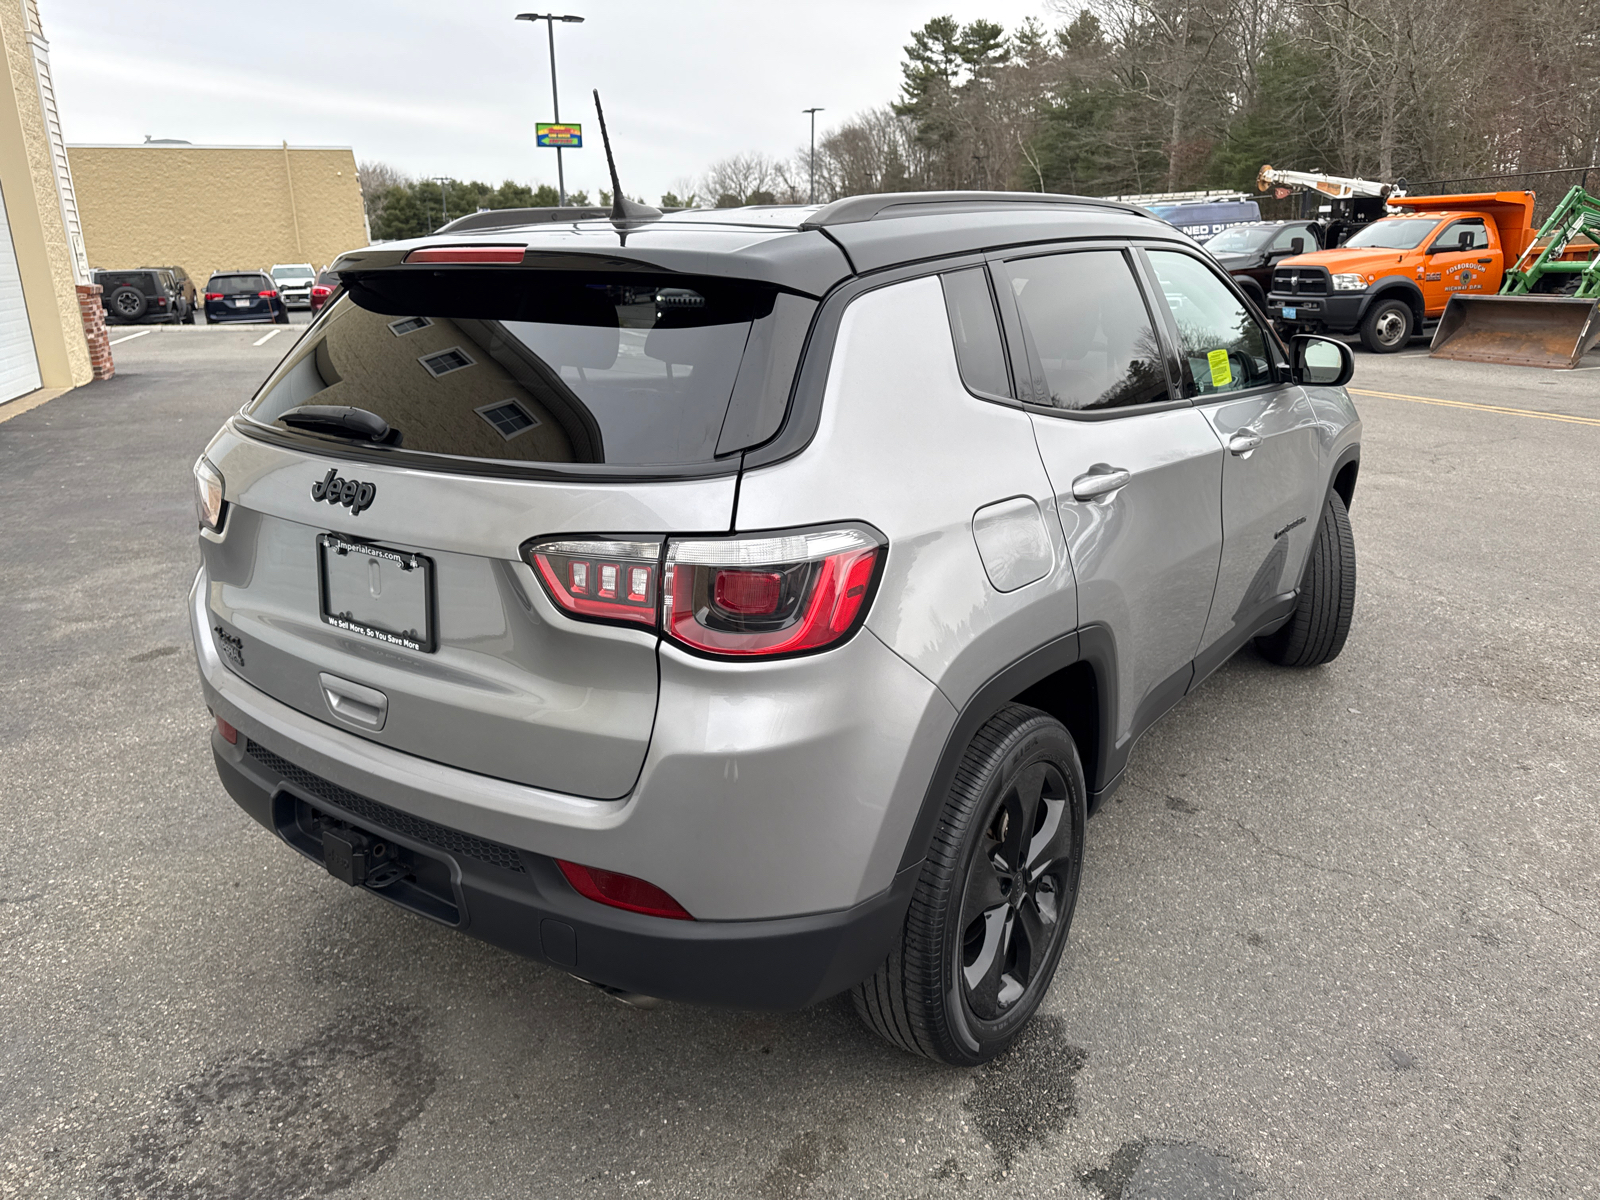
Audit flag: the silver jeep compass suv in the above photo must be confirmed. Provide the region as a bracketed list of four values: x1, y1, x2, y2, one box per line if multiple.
[191, 192, 1361, 1065]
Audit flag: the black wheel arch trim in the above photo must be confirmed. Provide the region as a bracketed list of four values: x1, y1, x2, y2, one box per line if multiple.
[1356, 280, 1426, 325]
[897, 625, 1121, 873]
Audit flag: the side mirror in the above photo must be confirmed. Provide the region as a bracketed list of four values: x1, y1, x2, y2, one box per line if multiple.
[1457, 231, 1474, 251]
[1292, 334, 1354, 388]
[1290, 237, 1306, 255]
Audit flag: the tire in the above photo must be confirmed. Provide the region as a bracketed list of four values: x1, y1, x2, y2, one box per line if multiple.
[853, 705, 1086, 1066]
[1358, 298, 1413, 353]
[1256, 490, 1356, 667]
[107, 286, 147, 321]
[182, 304, 195, 325]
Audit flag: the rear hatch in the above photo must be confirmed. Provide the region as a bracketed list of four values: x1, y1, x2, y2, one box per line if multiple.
[209, 273, 274, 317]
[199, 259, 815, 798]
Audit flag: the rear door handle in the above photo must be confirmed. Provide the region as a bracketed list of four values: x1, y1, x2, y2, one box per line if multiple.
[1071, 465, 1132, 501]
[319, 672, 389, 731]
[1228, 432, 1263, 457]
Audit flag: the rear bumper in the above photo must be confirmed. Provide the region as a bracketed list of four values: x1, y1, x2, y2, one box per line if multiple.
[212, 731, 915, 1009]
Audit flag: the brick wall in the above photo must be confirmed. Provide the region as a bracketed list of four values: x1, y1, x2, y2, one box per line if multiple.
[76, 283, 112, 380]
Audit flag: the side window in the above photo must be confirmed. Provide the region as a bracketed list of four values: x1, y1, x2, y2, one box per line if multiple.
[1270, 225, 1310, 253]
[1433, 218, 1489, 251]
[940, 267, 1011, 399]
[1003, 250, 1171, 412]
[1147, 250, 1274, 397]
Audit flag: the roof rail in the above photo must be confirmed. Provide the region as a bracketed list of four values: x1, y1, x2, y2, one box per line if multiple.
[799, 190, 1147, 230]
[434, 206, 610, 234]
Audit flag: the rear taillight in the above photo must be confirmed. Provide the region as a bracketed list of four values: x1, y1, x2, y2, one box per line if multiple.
[527, 539, 662, 627]
[204, 292, 222, 301]
[521, 526, 885, 659]
[556, 860, 693, 920]
[664, 528, 883, 657]
[311, 285, 331, 298]
[258, 289, 278, 298]
[193, 455, 225, 531]
[157, 296, 167, 306]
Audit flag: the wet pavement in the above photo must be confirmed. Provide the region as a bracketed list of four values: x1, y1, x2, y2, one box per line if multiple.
[1, 333, 1595, 1198]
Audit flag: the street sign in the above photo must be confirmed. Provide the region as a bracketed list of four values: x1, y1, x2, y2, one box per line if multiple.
[536, 123, 583, 149]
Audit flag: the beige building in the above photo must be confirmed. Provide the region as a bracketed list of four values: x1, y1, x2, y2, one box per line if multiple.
[69, 143, 370, 291]
[0, 0, 100, 405]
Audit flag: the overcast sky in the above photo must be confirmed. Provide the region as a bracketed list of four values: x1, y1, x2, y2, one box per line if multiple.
[50, 0, 1059, 203]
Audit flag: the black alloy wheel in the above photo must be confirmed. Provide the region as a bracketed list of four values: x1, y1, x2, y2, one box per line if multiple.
[853, 705, 1086, 1065]
[108, 286, 146, 321]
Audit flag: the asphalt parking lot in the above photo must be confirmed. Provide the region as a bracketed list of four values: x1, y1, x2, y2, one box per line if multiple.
[1, 329, 1596, 1200]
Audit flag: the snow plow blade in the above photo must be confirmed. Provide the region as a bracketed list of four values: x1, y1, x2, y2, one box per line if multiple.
[1430, 294, 1600, 369]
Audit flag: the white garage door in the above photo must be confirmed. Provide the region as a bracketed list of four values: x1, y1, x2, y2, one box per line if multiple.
[0, 178, 43, 405]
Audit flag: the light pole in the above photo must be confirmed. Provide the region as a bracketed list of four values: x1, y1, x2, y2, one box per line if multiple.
[803, 107, 824, 205]
[516, 13, 585, 207]
[433, 176, 451, 225]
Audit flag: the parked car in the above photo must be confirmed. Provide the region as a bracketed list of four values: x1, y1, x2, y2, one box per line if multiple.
[92, 268, 187, 325]
[1202, 221, 1325, 310]
[203, 271, 289, 324]
[144, 265, 198, 322]
[309, 271, 339, 314]
[189, 193, 1361, 1066]
[1146, 198, 1262, 239]
[270, 263, 317, 309]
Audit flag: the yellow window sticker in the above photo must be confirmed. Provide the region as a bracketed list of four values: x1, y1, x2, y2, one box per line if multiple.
[1207, 348, 1232, 388]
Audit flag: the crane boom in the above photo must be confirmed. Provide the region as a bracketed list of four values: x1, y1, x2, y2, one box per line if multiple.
[1256, 165, 1404, 201]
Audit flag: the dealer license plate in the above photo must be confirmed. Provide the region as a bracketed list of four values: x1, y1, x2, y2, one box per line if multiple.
[1281, 306, 1297, 320]
[317, 534, 435, 652]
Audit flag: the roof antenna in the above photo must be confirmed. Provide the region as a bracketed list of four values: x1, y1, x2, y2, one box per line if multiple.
[593, 89, 662, 235]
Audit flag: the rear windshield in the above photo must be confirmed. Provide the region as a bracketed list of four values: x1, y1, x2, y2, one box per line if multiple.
[243, 269, 817, 470]
[210, 274, 270, 295]
[96, 271, 157, 292]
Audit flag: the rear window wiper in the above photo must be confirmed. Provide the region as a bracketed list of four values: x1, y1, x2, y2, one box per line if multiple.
[279, 405, 402, 446]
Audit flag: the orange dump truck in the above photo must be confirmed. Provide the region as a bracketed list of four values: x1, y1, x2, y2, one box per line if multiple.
[1267, 192, 1541, 353]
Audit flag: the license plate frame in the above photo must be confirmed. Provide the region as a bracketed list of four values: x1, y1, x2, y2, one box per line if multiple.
[317, 533, 436, 653]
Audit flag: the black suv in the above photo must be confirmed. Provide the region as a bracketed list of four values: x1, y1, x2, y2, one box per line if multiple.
[145, 265, 198, 321]
[93, 269, 189, 326]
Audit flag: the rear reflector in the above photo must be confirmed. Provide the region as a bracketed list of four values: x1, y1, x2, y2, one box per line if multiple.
[556, 860, 693, 920]
[215, 716, 238, 745]
[404, 246, 526, 265]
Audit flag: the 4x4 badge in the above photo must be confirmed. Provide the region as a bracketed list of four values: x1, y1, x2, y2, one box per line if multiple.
[311, 468, 375, 515]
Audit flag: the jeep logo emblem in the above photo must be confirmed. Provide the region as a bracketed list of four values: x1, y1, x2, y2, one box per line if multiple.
[311, 468, 375, 515]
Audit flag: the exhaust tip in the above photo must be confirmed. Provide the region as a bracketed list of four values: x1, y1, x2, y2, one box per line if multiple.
[571, 975, 661, 1010]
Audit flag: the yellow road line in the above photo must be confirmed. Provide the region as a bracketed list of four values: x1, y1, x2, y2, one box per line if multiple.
[1350, 387, 1600, 427]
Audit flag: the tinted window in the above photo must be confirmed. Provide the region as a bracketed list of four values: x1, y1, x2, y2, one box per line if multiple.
[1147, 251, 1274, 397]
[1344, 218, 1438, 250]
[210, 275, 270, 295]
[940, 267, 1010, 398]
[97, 271, 158, 294]
[245, 270, 813, 468]
[1269, 225, 1312, 252]
[1004, 250, 1171, 412]
[1432, 218, 1489, 251]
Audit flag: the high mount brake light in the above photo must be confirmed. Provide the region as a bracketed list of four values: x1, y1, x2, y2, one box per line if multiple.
[664, 528, 884, 658]
[404, 246, 526, 265]
[556, 860, 693, 920]
[526, 539, 662, 627]
[522, 526, 885, 658]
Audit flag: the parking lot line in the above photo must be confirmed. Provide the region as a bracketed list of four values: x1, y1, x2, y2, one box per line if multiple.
[252, 329, 284, 347]
[108, 329, 153, 346]
[1350, 386, 1600, 427]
